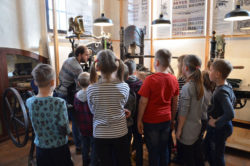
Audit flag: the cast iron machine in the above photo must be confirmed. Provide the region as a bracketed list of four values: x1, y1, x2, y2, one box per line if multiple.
[66, 16, 113, 72]
[120, 25, 155, 70]
[2, 88, 36, 166]
[209, 31, 250, 110]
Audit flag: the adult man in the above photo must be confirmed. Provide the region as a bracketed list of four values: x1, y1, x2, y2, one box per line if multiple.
[57, 45, 90, 98]
[56, 45, 90, 154]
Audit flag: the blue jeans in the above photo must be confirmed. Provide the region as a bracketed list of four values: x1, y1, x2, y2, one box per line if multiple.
[81, 135, 97, 166]
[144, 121, 171, 166]
[54, 92, 81, 149]
[204, 124, 233, 166]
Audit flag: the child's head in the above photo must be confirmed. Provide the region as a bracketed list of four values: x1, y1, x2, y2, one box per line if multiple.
[78, 72, 90, 89]
[202, 70, 215, 92]
[124, 64, 129, 81]
[90, 49, 124, 83]
[177, 55, 186, 78]
[154, 49, 172, 71]
[209, 59, 232, 83]
[31, 64, 55, 88]
[183, 55, 204, 100]
[125, 59, 136, 76]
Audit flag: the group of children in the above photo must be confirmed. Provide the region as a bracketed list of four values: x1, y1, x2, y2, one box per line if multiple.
[26, 47, 235, 166]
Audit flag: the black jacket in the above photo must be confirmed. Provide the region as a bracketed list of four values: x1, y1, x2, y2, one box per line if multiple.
[207, 84, 236, 128]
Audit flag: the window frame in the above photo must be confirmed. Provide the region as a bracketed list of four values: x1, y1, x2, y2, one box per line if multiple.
[45, 0, 67, 34]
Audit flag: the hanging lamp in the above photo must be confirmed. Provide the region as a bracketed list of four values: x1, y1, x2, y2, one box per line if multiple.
[152, 0, 171, 26]
[93, 0, 113, 26]
[224, 1, 250, 21]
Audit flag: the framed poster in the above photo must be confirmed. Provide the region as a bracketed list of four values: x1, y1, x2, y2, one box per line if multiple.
[212, 0, 234, 35]
[127, 0, 150, 39]
[172, 0, 206, 37]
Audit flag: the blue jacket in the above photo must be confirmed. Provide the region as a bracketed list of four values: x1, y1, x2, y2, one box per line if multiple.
[207, 84, 236, 128]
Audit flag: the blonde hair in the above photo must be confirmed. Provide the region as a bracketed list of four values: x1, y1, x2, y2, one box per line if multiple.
[183, 55, 204, 100]
[155, 49, 172, 68]
[90, 50, 124, 83]
[31, 64, 55, 88]
[78, 72, 90, 88]
[177, 55, 187, 78]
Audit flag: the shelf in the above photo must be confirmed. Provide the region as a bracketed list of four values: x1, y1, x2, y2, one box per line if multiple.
[8, 75, 32, 80]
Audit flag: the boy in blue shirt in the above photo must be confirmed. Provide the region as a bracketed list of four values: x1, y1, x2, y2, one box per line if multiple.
[205, 59, 236, 166]
[26, 64, 73, 166]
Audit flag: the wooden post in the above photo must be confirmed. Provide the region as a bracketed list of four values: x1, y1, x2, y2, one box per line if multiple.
[150, 0, 154, 71]
[120, 0, 123, 28]
[52, 0, 59, 85]
[205, 0, 211, 69]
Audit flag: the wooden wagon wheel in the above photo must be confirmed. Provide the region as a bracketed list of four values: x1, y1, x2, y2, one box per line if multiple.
[2, 87, 29, 147]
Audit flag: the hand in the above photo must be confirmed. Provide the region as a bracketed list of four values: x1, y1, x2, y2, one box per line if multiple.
[137, 120, 144, 134]
[176, 129, 182, 140]
[208, 116, 217, 127]
[171, 120, 176, 130]
[124, 109, 131, 118]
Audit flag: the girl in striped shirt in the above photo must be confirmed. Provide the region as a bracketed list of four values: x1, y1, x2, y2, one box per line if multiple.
[87, 50, 130, 166]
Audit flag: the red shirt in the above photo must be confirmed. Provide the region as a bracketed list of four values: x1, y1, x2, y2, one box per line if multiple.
[138, 72, 179, 123]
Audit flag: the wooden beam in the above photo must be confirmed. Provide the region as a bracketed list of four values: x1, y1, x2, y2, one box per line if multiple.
[154, 36, 206, 40]
[120, 0, 123, 28]
[52, 0, 59, 86]
[150, 0, 154, 71]
[205, 0, 211, 69]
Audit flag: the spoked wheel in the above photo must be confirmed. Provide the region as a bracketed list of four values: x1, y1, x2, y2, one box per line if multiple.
[2, 87, 29, 147]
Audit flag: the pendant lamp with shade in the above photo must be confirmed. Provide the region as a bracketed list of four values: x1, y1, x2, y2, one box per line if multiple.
[224, 1, 250, 21]
[152, 0, 171, 26]
[94, 0, 113, 26]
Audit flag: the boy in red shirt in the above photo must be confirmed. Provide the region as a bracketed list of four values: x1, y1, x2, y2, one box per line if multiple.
[137, 49, 179, 166]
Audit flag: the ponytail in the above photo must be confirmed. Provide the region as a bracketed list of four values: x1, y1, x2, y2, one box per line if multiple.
[116, 59, 124, 82]
[189, 68, 204, 100]
[184, 55, 204, 100]
[90, 61, 98, 83]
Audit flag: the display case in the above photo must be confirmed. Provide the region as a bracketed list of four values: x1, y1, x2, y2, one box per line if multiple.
[0, 47, 47, 141]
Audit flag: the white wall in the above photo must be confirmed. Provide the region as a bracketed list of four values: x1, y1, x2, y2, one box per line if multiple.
[0, 0, 249, 121]
[0, 0, 49, 58]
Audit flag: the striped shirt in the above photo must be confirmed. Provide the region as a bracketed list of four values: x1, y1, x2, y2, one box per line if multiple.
[87, 81, 130, 138]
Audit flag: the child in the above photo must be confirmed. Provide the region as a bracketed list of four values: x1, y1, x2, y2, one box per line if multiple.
[200, 71, 214, 137]
[176, 55, 205, 166]
[87, 50, 130, 166]
[124, 60, 143, 166]
[205, 59, 235, 166]
[177, 55, 187, 91]
[172, 55, 187, 164]
[74, 72, 97, 166]
[26, 64, 73, 166]
[137, 49, 179, 166]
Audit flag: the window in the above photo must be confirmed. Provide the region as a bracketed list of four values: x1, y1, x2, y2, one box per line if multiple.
[46, 0, 67, 33]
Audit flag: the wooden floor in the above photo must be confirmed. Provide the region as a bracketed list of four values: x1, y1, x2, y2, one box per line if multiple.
[0, 137, 250, 166]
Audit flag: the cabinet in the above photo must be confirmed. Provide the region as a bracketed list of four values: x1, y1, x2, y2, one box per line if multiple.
[0, 47, 47, 141]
